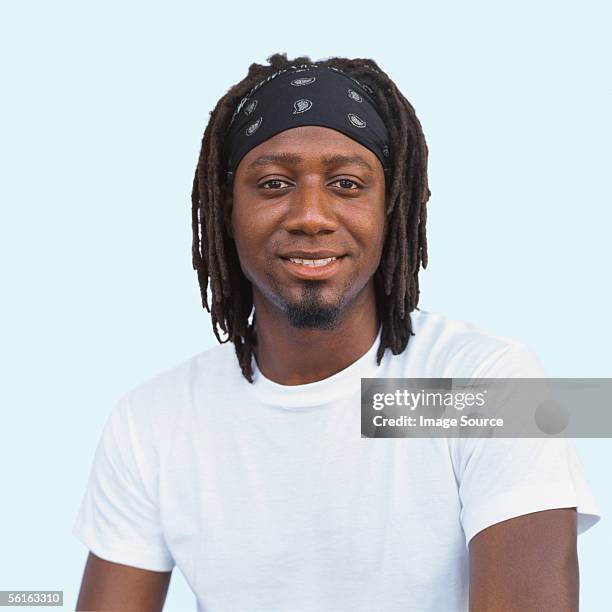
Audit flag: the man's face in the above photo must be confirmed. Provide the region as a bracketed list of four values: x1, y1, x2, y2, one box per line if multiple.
[227, 125, 387, 329]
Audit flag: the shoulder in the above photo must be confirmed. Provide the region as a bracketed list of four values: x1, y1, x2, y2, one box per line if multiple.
[397, 309, 545, 377]
[128, 341, 239, 401]
[113, 342, 241, 442]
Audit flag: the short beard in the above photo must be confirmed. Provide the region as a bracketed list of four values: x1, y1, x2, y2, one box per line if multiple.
[285, 283, 342, 330]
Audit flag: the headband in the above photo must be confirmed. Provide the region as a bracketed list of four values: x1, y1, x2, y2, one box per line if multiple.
[223, 64, 392, 184]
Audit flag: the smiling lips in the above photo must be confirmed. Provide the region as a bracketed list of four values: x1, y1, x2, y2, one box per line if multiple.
[281, 250, 344, 259]
[288, 256, 337, 267]
[280, 253, 346, 280]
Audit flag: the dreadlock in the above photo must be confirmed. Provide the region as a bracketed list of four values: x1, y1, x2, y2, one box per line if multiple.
[191, 53, 431, 383]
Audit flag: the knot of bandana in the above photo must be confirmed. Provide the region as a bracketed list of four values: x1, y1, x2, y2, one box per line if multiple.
[223, 65, 392, 183]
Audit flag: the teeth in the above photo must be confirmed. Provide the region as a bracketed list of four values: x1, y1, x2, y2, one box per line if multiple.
[289, 257, 337, 267]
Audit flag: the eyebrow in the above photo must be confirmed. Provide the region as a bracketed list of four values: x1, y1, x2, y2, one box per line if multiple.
[245, 152, 375, 172]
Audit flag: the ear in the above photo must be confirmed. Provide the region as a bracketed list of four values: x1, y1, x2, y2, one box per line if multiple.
[382, 211, 390, 243]
[223, 184, 234, 239]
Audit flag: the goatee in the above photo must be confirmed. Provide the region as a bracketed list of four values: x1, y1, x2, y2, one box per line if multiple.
[285, 284, 341, 330]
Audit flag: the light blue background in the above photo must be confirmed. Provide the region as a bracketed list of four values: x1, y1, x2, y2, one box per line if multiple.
[1, 1, 610, 610]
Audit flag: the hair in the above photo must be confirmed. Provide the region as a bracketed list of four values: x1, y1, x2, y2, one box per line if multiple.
[191, 53, 431, 382]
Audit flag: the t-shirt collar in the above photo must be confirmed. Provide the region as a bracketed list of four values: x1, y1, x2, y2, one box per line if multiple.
[243, 325, 383, 409]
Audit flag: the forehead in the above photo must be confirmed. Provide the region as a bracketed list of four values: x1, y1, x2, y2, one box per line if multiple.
[237, 125, 380, 173]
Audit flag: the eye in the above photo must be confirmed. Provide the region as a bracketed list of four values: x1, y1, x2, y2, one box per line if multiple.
[259, 179, 291, 190]
[331, 178, 361, 190]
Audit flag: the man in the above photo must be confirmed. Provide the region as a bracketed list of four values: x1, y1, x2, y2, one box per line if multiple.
[73, 54, 599, 611]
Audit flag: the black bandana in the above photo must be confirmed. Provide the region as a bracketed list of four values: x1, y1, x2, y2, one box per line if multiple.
[224, 64, 392, 183]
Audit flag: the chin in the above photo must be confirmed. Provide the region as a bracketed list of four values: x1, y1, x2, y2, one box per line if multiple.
[282, 285, 347, 330]
[285, 303, 342, 330]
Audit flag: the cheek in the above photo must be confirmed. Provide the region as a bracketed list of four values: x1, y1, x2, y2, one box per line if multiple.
[231, 198, 252, 248]
[231, 209, 274, 284]
[232, 231, 258, 282]
[352, 213, 387, 265]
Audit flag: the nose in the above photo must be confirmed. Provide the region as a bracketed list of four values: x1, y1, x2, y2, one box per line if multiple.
[282, 179, 339, 236]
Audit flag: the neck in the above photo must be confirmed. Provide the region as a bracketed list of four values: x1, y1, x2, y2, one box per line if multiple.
[251, 284, 379, 386]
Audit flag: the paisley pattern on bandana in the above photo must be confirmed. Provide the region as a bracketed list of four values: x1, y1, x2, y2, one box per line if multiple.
[347, 88, 363, 103]
[291, 77, 316, 86]
[224, 64, 391, 180]
[293, 99, 313, 114]
[245, 117, 262, 136]
[243, 99, 258, 116]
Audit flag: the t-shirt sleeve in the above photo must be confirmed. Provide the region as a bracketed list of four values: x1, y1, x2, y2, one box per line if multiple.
[72, 393, 175, 571]
[452, 341, 601, 545]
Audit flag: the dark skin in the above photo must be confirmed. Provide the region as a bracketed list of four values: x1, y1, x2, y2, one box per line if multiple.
[75, 126, 579, 611]
[75, 553, 171, 611]
[227, 126, 386, 385]
[469, 508, 578, 611]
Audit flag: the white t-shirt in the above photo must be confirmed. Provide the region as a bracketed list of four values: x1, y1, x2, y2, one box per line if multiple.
[73, 309, 600, 612]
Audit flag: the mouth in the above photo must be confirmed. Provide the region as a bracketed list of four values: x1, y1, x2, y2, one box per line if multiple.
[279, 255, 346, 280]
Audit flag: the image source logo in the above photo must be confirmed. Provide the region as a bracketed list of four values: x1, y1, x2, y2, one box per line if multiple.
[361, 377, 612, 438]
